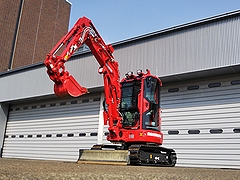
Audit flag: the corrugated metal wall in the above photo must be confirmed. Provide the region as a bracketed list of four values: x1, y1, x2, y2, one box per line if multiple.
[1, 11, 240, 102]
[2, 93, 101, 161]
[114, 15, 240, 77]
[161, 74, 240, 168]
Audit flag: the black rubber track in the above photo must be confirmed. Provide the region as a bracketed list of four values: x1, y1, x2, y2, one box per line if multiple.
[129, 144, 177, 167]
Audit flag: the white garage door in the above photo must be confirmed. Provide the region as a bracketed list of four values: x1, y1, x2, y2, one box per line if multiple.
[161, 75, 240, 168]
[2, 93, 101, 161]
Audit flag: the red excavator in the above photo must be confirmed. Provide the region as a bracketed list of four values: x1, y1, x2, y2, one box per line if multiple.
[44, 17, 176, 166]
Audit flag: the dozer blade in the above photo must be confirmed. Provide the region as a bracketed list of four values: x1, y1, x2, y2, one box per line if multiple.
[77, 149, 130, 166]
[54, 75, 88, 98]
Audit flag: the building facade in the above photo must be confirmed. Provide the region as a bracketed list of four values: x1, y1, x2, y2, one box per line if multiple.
[0, 10, 240, 168]
[0, 0, 71, 72]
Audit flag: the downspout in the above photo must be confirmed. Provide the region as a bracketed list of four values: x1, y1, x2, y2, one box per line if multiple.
[8, 0, 24, 70]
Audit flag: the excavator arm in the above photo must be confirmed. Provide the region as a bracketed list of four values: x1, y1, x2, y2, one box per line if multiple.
[44, 16, 122, 131]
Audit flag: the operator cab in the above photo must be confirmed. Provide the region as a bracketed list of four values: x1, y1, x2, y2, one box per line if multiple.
[120, 70, 161, 132]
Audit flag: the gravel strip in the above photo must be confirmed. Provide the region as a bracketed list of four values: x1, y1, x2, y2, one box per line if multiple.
[0, 158, 239, 180]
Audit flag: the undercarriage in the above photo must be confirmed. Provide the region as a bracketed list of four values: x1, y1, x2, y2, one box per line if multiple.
[78, 144, 177, 167]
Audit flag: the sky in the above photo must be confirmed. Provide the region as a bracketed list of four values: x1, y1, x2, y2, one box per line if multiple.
[68, 0, 240, 43]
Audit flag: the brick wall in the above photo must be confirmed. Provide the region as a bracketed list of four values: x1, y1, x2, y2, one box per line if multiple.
[0, 0, 22, 72]
[32, 0, 71, 64]
[0, 0, 71, 72]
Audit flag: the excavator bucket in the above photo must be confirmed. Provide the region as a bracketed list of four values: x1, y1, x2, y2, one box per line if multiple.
[54, 75, 88, 98]
[77, 149, 130, 165]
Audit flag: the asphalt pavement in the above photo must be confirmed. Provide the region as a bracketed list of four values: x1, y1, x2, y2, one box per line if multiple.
[0, 158, 239, 180]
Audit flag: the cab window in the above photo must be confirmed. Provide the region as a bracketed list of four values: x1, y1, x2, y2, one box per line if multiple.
[143, 77, 160, 131]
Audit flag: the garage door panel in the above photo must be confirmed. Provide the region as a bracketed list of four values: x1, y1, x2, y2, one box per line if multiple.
[163, 103, 240, 115]
[8, 103, 100, 121]
[162, 89, 240, 109]
[3, 139, 97, 150]
[164, 142, 240, 149]
[2, 153, 79, 162]
[6, 115, 99, 127]
[161, 84, 239, 100]
[161, 76, 240, 168]
[162, 94, 239, 107]
[163, 124, 240, 131]
[5, 120, 99, 134]
[2, 94, 101, 161]
[179, 154, 240, 161]
[162, 117, 240, 126]
[177, 159, 240, 168]
[3, 141, 97, 148]
[164, 133, 240, 139]
[5, 122, 99, 130]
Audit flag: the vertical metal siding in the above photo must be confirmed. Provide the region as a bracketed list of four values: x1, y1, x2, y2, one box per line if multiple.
[1, 14, 240, 102]
[161, 75, 240, 168]
[114, 16, 240, 77]
[65, 55, 103, 88]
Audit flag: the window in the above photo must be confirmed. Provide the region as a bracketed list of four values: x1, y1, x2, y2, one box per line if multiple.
[23, 107, 28, 110]
[142, 77, 160, 131]
[56, 134, 62, 137]
[60, 102, 66, 105]
[104, 132, 109, 136]
[168, 130, 179, 135]
[19, 135, 24, 138]
[28, 135, 33, 138]
[67, 133, 74, 137]
[168, 88, 179, 93]
[32, 105, 37, 109]
[208, 82, 221, 88]
[71, 101, 77, 104]
[233, 128, 240, 133]
[231, 80, 240, 85]
[187, 85, 199, 90]
[93, 98, 100, 101]
[188, 130, 200, 134]
[210, 129, 223, 134]
[50, 103, 56, 107]
[40, 104, 46, 108]
[90, 133, 97, 136]
[82, 99, 89, 103]
[37, 134, 42, 138]
[46, 134, 52, 137]
[120, 80, 141, 129]
[120, 81, 140, 110]
[79, 133, 86, 137]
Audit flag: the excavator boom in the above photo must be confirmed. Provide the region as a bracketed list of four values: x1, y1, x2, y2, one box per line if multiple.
[44, 17, 119, 100]
[44, 15, 123, 145]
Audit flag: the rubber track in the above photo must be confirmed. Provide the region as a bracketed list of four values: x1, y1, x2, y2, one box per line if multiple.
[129, 144, 177, 167]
